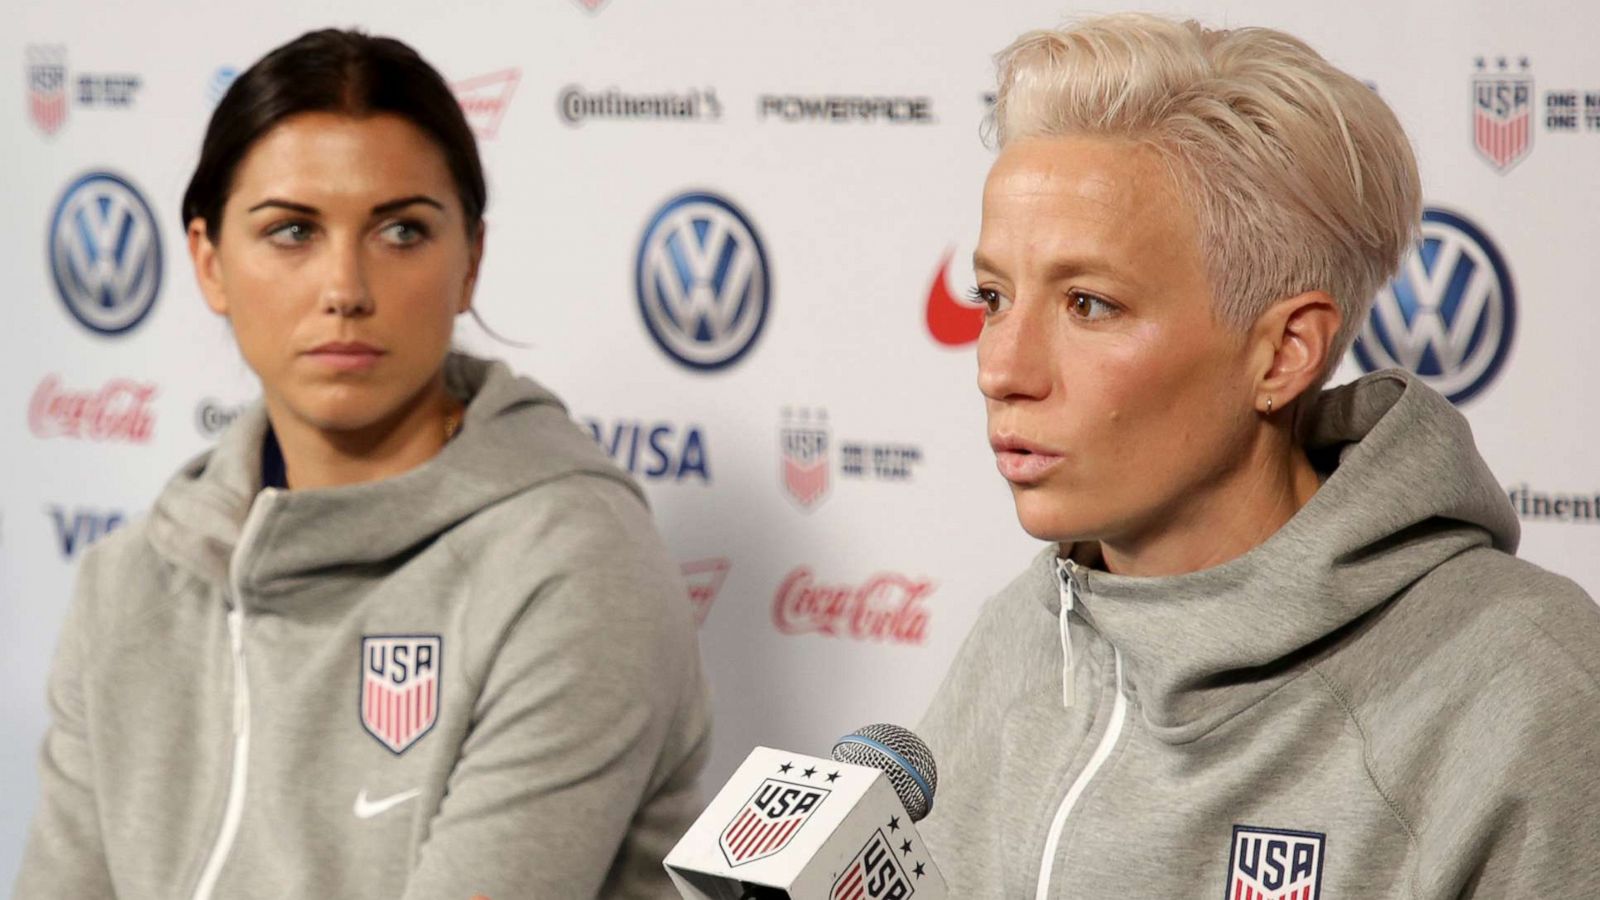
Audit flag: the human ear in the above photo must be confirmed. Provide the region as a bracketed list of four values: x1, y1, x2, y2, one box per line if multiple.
[188, 219, 229, 317]
[459, 220, 486, 315]
[1250, 290, 1341, 414]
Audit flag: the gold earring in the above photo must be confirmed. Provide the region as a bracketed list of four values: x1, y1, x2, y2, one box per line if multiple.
[1265, 397, 1274, 414]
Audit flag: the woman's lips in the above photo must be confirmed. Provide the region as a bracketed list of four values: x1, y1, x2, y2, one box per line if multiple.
[304, 342, 385, 372]
[994, 449, 1064, 483]
[991, 436, 1064, 484]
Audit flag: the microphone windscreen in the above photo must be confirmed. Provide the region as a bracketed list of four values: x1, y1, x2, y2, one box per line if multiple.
[830, 723, 938, 822]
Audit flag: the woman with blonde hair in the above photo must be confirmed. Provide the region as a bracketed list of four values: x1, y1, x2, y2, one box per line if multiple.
[920, 13, 1600, 898]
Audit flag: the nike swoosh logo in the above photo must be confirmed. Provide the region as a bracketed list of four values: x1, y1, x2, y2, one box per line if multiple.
[353, 787, 422, 820]
[925, 248, 985, 347]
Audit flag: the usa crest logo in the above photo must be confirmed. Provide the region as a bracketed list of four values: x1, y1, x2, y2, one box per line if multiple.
[1351, 207, 1515, 405]
[26, 46, 68, 136]
[719, 778, 829, 867]
[1225, 825, 1325, 900]
[781, 407, 830, 510]
[1472, 57, 1533, 172]
[360, 635, 441, 755]
[833, 828, 917, 900]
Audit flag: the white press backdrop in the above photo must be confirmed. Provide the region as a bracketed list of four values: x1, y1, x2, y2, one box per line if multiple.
[3, 0, 1596, 887]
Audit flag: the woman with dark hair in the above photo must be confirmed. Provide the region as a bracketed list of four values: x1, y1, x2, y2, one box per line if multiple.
[16, 29, 710, 899]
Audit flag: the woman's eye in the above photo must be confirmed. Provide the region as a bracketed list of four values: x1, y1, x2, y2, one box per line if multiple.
[1067, 291, 1117, 320]
[379, 221, 429, 247]
[265, 221, 315, 246]
[966, 286, 1009, 314]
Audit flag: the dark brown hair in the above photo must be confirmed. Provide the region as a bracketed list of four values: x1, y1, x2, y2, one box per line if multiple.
[181, 29, 486, 240]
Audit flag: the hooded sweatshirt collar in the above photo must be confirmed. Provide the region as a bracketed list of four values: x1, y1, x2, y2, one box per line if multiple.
[144, 354, 629, 597]
[1035, 369, 1519, 743]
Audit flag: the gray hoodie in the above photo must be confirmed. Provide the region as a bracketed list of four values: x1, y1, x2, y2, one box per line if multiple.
[919, 370, 1600, 898]
[15, 354, 711, 899]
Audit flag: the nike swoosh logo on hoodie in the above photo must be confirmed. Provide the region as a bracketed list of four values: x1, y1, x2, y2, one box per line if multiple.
[353, 788, 421, 820]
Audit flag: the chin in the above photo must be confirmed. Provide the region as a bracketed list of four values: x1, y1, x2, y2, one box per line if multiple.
[1011, 490, 1098, 545]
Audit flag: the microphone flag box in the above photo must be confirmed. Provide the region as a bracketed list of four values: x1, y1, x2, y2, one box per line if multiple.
[665, 746, 947, 899]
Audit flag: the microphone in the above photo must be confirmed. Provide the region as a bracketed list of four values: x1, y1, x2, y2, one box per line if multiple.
[664, 724, 948, 899]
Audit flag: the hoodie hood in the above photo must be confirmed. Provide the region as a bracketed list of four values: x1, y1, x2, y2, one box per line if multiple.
[145, 353, 630, 594]
[1040, 368, 1520, 743]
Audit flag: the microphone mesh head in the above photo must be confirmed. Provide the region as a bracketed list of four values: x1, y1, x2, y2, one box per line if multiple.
[830, 723, 938, 822]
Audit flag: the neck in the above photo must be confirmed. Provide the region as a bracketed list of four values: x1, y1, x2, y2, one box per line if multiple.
[265, 376, 459, 491]
[1096, 426, 1322, 578]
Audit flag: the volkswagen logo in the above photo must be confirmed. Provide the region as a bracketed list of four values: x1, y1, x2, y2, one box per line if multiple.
[635, 191, 770, 371]
[1352, 208, 1515, 404]
[48, 171, 163, 336]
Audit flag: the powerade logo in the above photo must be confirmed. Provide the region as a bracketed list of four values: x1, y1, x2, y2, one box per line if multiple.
[635, 191, 770, 371]
[48, 171, 162, 336]
[1352, 208, 1514, 404]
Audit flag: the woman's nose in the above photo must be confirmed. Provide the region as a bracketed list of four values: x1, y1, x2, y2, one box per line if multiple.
[977, 299, 1052, 403]
[319, 237, 373, 318]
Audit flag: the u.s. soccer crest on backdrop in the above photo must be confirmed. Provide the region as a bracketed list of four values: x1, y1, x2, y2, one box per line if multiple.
[48, 171, 163, 336]
[1351, 207, 1515, 405]
[26, 46, 68, 136]
[781, 407, 830, 509]
[1224, 826, 1325, 900]
[635, 190, 771, 371]
[360, 635, 441, 755]
[719, 778, 829, 867]
[833, 828, 916, 900]
[1472, 57, 1533, 172]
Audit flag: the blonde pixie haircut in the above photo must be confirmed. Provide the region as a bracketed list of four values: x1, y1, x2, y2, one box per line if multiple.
[991, 13, 1422, 380]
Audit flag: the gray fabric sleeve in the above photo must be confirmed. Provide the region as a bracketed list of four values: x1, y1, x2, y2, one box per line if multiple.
[13, 548, 116, 899]
[398, 479, 708, 900]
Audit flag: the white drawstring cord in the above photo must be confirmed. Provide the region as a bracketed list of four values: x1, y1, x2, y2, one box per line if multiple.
[1057, 560, 1076, 709]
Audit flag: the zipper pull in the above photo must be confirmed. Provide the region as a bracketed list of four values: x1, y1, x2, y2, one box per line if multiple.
[1057, 562, 1076, 709]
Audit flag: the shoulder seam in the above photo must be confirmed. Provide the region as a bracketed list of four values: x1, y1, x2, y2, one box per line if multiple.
[1310, 666, 1422, 900]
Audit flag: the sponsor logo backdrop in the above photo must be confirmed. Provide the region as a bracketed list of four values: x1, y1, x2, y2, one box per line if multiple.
[2, 0, 1596, 886]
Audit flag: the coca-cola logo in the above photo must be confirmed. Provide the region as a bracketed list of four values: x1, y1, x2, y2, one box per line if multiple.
[773, 566, 934, 645]
[29, 374, 157, 443]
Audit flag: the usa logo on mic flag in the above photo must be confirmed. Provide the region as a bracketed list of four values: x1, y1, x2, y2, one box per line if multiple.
[833, 828, 916, 900]
[1224, 825, 1325, 900]
[360, 635, 441, 755]
[719, 777, 829, 866]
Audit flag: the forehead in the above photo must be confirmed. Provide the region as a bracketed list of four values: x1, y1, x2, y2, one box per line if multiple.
[979, 135, 1196, 271]
[230, 111, 456, 206]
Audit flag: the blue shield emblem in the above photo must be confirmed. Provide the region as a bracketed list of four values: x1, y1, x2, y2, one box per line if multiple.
[719, 777, 829, 867]
[1225, 825, 1325, 900]
[360, 635, 442, 755]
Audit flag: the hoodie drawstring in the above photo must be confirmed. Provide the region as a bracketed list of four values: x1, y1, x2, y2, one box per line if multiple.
[1057, 560, 1076, 709]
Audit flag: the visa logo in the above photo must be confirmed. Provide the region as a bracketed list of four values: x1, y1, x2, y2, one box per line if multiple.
[49, 507, 125, 559]
[584, 419, 710, 482]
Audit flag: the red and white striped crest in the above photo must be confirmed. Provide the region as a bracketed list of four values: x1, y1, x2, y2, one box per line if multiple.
[719, 778, 829, 867]
[26, 48, 67, 136]
[1473, 73, 1533, 172]
[782, 424, 829, 509]
[360, 635, 441, 755]
[1225, 826, 1325, 900]
[832, 828, 915, 900]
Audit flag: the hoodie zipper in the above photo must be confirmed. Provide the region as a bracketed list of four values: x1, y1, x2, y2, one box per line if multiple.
[1036, 562, 1128, 900]
[191, 489, 276, 900]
